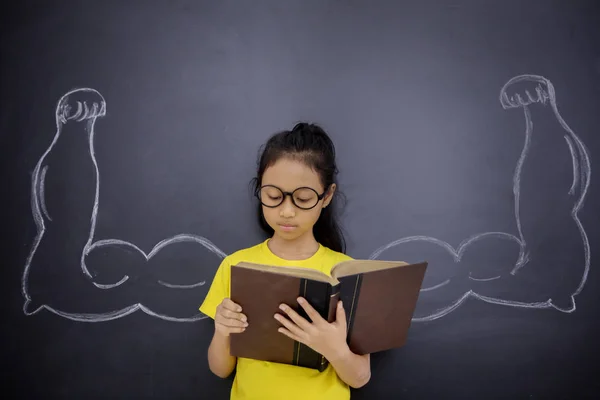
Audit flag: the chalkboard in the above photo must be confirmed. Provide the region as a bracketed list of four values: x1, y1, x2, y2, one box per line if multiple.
[3, 1, 599, 398]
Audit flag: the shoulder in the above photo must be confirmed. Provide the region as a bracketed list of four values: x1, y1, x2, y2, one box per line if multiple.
[323, 243, 354, 259]
[318, 246, 353, 270]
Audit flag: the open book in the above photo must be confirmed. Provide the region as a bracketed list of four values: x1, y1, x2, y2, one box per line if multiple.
[229, 259, 428, 371]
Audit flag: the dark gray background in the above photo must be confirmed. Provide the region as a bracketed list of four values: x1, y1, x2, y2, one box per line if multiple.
[2, 0, 599, 398]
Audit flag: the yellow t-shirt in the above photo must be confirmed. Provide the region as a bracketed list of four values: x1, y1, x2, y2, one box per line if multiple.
[199, 239, 353, 400]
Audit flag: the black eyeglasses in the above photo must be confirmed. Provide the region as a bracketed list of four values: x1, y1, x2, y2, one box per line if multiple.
[256, 185, 328, 210]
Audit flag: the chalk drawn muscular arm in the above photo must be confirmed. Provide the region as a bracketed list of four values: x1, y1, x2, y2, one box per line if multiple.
[472, 75, 591, 311]
[369, 74, 591, 321]
[23, 87, 226, 322]
[21, 88, 126, 315]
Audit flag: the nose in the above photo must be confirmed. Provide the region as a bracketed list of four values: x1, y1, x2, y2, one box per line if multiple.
[279, 196, 296, 218]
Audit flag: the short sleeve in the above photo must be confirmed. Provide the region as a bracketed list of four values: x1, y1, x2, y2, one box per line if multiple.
[199, 257, 231, 319]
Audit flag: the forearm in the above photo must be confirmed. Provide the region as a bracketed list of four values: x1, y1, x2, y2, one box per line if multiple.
[328, 346, 371, 389]
[207, 329, 237, 378]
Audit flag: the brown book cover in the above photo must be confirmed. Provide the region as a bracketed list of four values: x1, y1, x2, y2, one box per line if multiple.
[229, 259, 428, 371]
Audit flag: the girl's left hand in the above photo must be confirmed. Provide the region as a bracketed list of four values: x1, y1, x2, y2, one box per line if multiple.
[274, 297, 349, 361]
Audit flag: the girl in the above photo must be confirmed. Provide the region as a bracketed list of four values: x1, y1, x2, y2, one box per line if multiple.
[199, 122, 371, 399]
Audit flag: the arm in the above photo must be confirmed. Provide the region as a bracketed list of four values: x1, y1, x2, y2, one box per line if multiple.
[200, 260, 241, 378]
[207, 327, 237, 378]
[329, 348, 371, 389]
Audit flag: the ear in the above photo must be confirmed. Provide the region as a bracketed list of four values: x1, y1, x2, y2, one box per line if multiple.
[322, 183, 336, 208]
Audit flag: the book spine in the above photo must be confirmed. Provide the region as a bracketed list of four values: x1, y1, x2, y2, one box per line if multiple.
[338, 273, 363, 349]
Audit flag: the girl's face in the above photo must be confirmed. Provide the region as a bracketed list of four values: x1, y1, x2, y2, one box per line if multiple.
[260, 157, 335, 243]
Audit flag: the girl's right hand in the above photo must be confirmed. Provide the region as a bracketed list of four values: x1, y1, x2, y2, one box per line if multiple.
[215, 298, 248, 337]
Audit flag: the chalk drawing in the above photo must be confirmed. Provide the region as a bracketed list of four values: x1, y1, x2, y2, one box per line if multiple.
[22, 74, 591, 323]
[369, 74, 591, 322]
[22, 88, 225, 322]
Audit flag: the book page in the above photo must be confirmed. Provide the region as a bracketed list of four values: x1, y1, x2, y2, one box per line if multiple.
[331, 259, 409, 278]
[234, 262, 337, 284]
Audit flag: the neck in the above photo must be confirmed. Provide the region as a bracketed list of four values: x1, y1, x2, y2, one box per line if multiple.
[267, 231, 320, 260]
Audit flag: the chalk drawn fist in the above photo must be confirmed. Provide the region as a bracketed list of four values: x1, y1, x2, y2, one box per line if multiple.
[500, 75, 552, 109]
[56, 88, 106, 124]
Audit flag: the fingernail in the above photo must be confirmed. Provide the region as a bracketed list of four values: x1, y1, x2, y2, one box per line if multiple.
[279, 304, 286, 311]
[274, 314, 280, 320]
[297, 297, 304, 304]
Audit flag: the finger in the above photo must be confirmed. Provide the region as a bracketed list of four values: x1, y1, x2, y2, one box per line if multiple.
[222, 298, 243, 312]
[217, 321, 246, 334]
[218, 316, 248, 328]
[278, 303, 311, 330]
[215, 310, 248, 323]
[297, 297, 324, 324]
[277, 327, 303, 343]
[220, 308, 247, 322]
[274, 313, 307, 340]
[217, 302, 246, 320]
[335, 300, 347, 327]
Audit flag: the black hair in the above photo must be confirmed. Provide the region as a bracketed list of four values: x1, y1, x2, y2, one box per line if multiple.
[249, 122, 347, 253]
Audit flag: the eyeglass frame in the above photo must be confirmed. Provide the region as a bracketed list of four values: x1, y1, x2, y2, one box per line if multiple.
[255, 184, 329, 210]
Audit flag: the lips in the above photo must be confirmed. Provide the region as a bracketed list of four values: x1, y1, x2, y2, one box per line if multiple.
[279, 224, 297, 231]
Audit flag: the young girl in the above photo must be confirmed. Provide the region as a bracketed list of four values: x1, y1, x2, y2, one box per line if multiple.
[199, 122, 371, 399]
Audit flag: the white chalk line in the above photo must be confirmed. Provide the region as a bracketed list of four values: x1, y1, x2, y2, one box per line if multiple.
[503, 75, 590, 305]
[25, 303, 209, 322]
[157, 280, 206, 289]
[550, 90, 591, 298]
[468, 273, 501, 282]
[411, 290, 553, 323]
[22, 88, 103, 311]
[564, 135, 578, 195]
[84, 234, 226, 289]
[420, 279, 450, 292]
[508, 105, 533, 273]
[369, 232, 525, 263]
[39, 166, 52, 221]
[93, 276, 129, 290]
